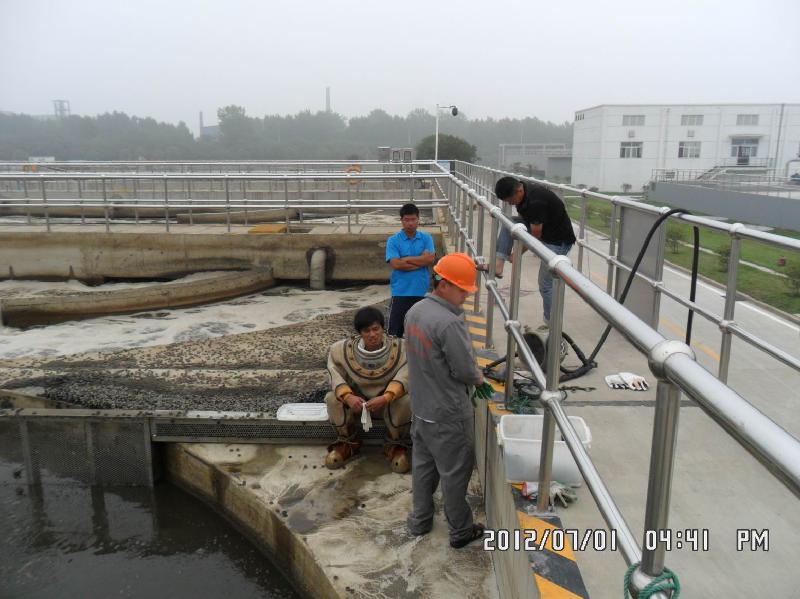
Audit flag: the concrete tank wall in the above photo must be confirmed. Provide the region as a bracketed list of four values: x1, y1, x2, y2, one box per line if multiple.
[648, 182, 800, 230]
[0, 231, 445, 282]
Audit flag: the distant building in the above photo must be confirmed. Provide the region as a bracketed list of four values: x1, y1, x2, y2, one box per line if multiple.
[498, 143, 572, 180]
[571, 103, 800, 191]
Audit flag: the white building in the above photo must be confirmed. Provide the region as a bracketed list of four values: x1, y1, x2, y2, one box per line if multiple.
[570, 104, 800, 192]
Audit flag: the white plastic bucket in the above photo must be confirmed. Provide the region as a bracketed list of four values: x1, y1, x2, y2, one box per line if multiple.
[498, 414, 591, 485]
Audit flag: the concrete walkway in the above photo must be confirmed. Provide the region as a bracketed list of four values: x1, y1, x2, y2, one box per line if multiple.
[168, 442, 498, 599]
[468, 210, 800, 598]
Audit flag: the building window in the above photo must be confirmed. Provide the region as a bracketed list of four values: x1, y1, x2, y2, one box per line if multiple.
[622, 114, 645, 126]
[575, 113, 584, 121]
[619, 142, 643, 158]
[681, 114, 704, 126]
[678, 141, 701, 158]
[737, 114, 759, 126]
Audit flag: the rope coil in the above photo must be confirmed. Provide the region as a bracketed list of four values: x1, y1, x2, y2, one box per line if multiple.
[623, 562, 680, 599]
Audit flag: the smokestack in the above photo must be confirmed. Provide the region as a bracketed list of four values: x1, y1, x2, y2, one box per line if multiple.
[325, 87, 331, 113]
[199, 111, 204, 138]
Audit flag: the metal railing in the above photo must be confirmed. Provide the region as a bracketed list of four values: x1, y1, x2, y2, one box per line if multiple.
[461, 167, 800, 385]
[444, 161, 800, 598]
[651, 168, 800, 198]
[0, 159, 437, 174]
[0, 169, 451, 233]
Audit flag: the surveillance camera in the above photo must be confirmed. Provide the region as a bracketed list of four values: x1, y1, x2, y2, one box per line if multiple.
[451, 107, 458, 117]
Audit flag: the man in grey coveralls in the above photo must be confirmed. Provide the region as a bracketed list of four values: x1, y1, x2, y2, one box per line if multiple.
[404, 252, 487, 548]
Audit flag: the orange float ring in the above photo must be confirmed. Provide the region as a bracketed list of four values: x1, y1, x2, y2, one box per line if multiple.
[344, 164, 362, 185]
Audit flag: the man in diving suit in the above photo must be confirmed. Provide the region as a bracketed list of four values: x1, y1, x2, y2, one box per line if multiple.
[325, 306, 412, 473]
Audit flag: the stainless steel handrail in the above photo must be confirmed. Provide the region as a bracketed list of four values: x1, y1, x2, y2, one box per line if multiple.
[454, 163, 800, 387]
[445, 160, 800, 597]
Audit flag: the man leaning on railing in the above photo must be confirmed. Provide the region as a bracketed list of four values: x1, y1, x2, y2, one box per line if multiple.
[485, 176, 576, 329]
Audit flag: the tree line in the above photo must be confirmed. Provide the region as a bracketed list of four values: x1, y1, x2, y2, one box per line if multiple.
[0, 106, 572, 165]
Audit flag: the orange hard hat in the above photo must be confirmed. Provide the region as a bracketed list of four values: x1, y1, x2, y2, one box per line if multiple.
[433, 252, 478, 292]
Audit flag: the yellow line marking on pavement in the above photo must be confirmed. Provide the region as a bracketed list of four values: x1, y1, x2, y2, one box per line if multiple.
[469, 326, 486, 337]
[472, 340, 485, 349]
[660, 318, 720, 361]
[517, 513, 576, 562]
[533, 575, 586, 599]
[466, 314, 487, 324]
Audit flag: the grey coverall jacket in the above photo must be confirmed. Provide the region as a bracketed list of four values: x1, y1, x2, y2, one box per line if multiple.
[404, 293, 483, 542]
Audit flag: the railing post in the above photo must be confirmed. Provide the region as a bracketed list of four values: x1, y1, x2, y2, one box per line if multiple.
[474, 196, 486, 312]
[459, 184, 467, 254]
[42, 176, 50, 232]
[504, 236, 524, 405]
[485, 211, 499, 349]
[224, 175, 231, 232]
[23, 178, 31, 224]
[284, 178, 290, 234]
[102, 176, 109, 232]
[536, 266, 567, 512]
[577, 192, 588, 271]
[607, 202, 618, 295]
[638, 379, 682, 580]
[163, 176, 170, 232]
[187, 179, 192, 226]
[467, 187, 475, 256]
[78, 178, 85, 225]
[448, 179, 456, 243]
[718, 226, 743, 382]
[243, 179, 249, 226]
[347, 181, 352, 233]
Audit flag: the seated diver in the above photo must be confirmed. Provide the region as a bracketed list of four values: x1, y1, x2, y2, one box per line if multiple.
[324, 306, 412, 473]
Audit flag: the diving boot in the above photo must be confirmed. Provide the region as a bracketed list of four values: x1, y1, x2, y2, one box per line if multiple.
[385, 445, 411, 474]
[325, 438, 361, 469]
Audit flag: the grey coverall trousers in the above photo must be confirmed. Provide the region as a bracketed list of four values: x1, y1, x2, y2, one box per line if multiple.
[406, 415, 475, 543]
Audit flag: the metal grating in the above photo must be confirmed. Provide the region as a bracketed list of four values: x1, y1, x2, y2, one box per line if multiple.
[27, 419, 90, 484]
[92, 421, 152, 486]
[0, 420, 24, 481]
[0, 417, 153, 486]
[151, 418, 388, 444]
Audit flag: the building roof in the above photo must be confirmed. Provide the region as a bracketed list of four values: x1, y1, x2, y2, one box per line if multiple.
[575, 103, 800, 113]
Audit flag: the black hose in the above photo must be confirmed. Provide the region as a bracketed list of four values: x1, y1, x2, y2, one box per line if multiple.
[484, 207, 702, 385]
[585, 208, 690, 366]
[686, 226, 700, 344]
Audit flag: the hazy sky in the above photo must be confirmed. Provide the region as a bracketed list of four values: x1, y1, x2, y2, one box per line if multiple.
[2, 0, 798, 133]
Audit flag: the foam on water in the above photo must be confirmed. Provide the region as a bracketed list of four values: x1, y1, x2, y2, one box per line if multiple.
[0, 280, 390, 359]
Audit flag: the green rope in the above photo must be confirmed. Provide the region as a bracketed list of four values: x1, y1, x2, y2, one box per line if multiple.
[505, 392, 538, 414]
[623, 562, 680, 598]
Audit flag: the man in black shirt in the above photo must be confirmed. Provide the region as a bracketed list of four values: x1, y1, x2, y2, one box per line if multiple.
[491, 176, 576, 326]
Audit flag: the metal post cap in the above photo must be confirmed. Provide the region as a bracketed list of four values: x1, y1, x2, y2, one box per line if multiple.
[647, 339, 695, 379]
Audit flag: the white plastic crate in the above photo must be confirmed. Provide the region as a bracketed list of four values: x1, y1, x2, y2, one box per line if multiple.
[498, 414, 591, 486]
[276, 403, 329, 422]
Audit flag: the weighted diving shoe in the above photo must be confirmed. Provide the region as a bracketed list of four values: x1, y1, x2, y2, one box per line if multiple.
[387, 446, 410, 474]
[325, 439, 362, 469]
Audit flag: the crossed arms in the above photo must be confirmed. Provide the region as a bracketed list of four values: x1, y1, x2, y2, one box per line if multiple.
[389, 250, 435, 271]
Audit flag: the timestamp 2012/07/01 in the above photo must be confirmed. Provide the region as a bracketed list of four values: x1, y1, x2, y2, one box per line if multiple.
[483, 528, 617, 552]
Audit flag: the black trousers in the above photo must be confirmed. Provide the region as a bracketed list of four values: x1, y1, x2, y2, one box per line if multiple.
[388, 296, 424, 338]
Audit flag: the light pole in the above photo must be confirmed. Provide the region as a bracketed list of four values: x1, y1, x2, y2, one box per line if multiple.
[435, 104, 458, 163]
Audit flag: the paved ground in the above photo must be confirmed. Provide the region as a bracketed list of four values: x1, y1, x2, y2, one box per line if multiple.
[472, 211, 800, 598]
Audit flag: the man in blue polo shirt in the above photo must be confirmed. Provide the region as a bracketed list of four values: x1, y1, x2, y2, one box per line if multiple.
[385, 203, 435, 337]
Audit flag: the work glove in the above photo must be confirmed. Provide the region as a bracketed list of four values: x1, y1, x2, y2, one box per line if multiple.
[619, 372, 649, 391]
[361, 405, 373, 432]
[604, 374, 627, 390]
[472, 381, 495, 402]
[522, 481, 578, 508]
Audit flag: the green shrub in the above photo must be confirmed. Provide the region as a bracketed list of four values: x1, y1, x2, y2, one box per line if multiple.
[666, 224, 688, 253]
[786, 263, 800, 296]
[717, 246, 731, 272]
